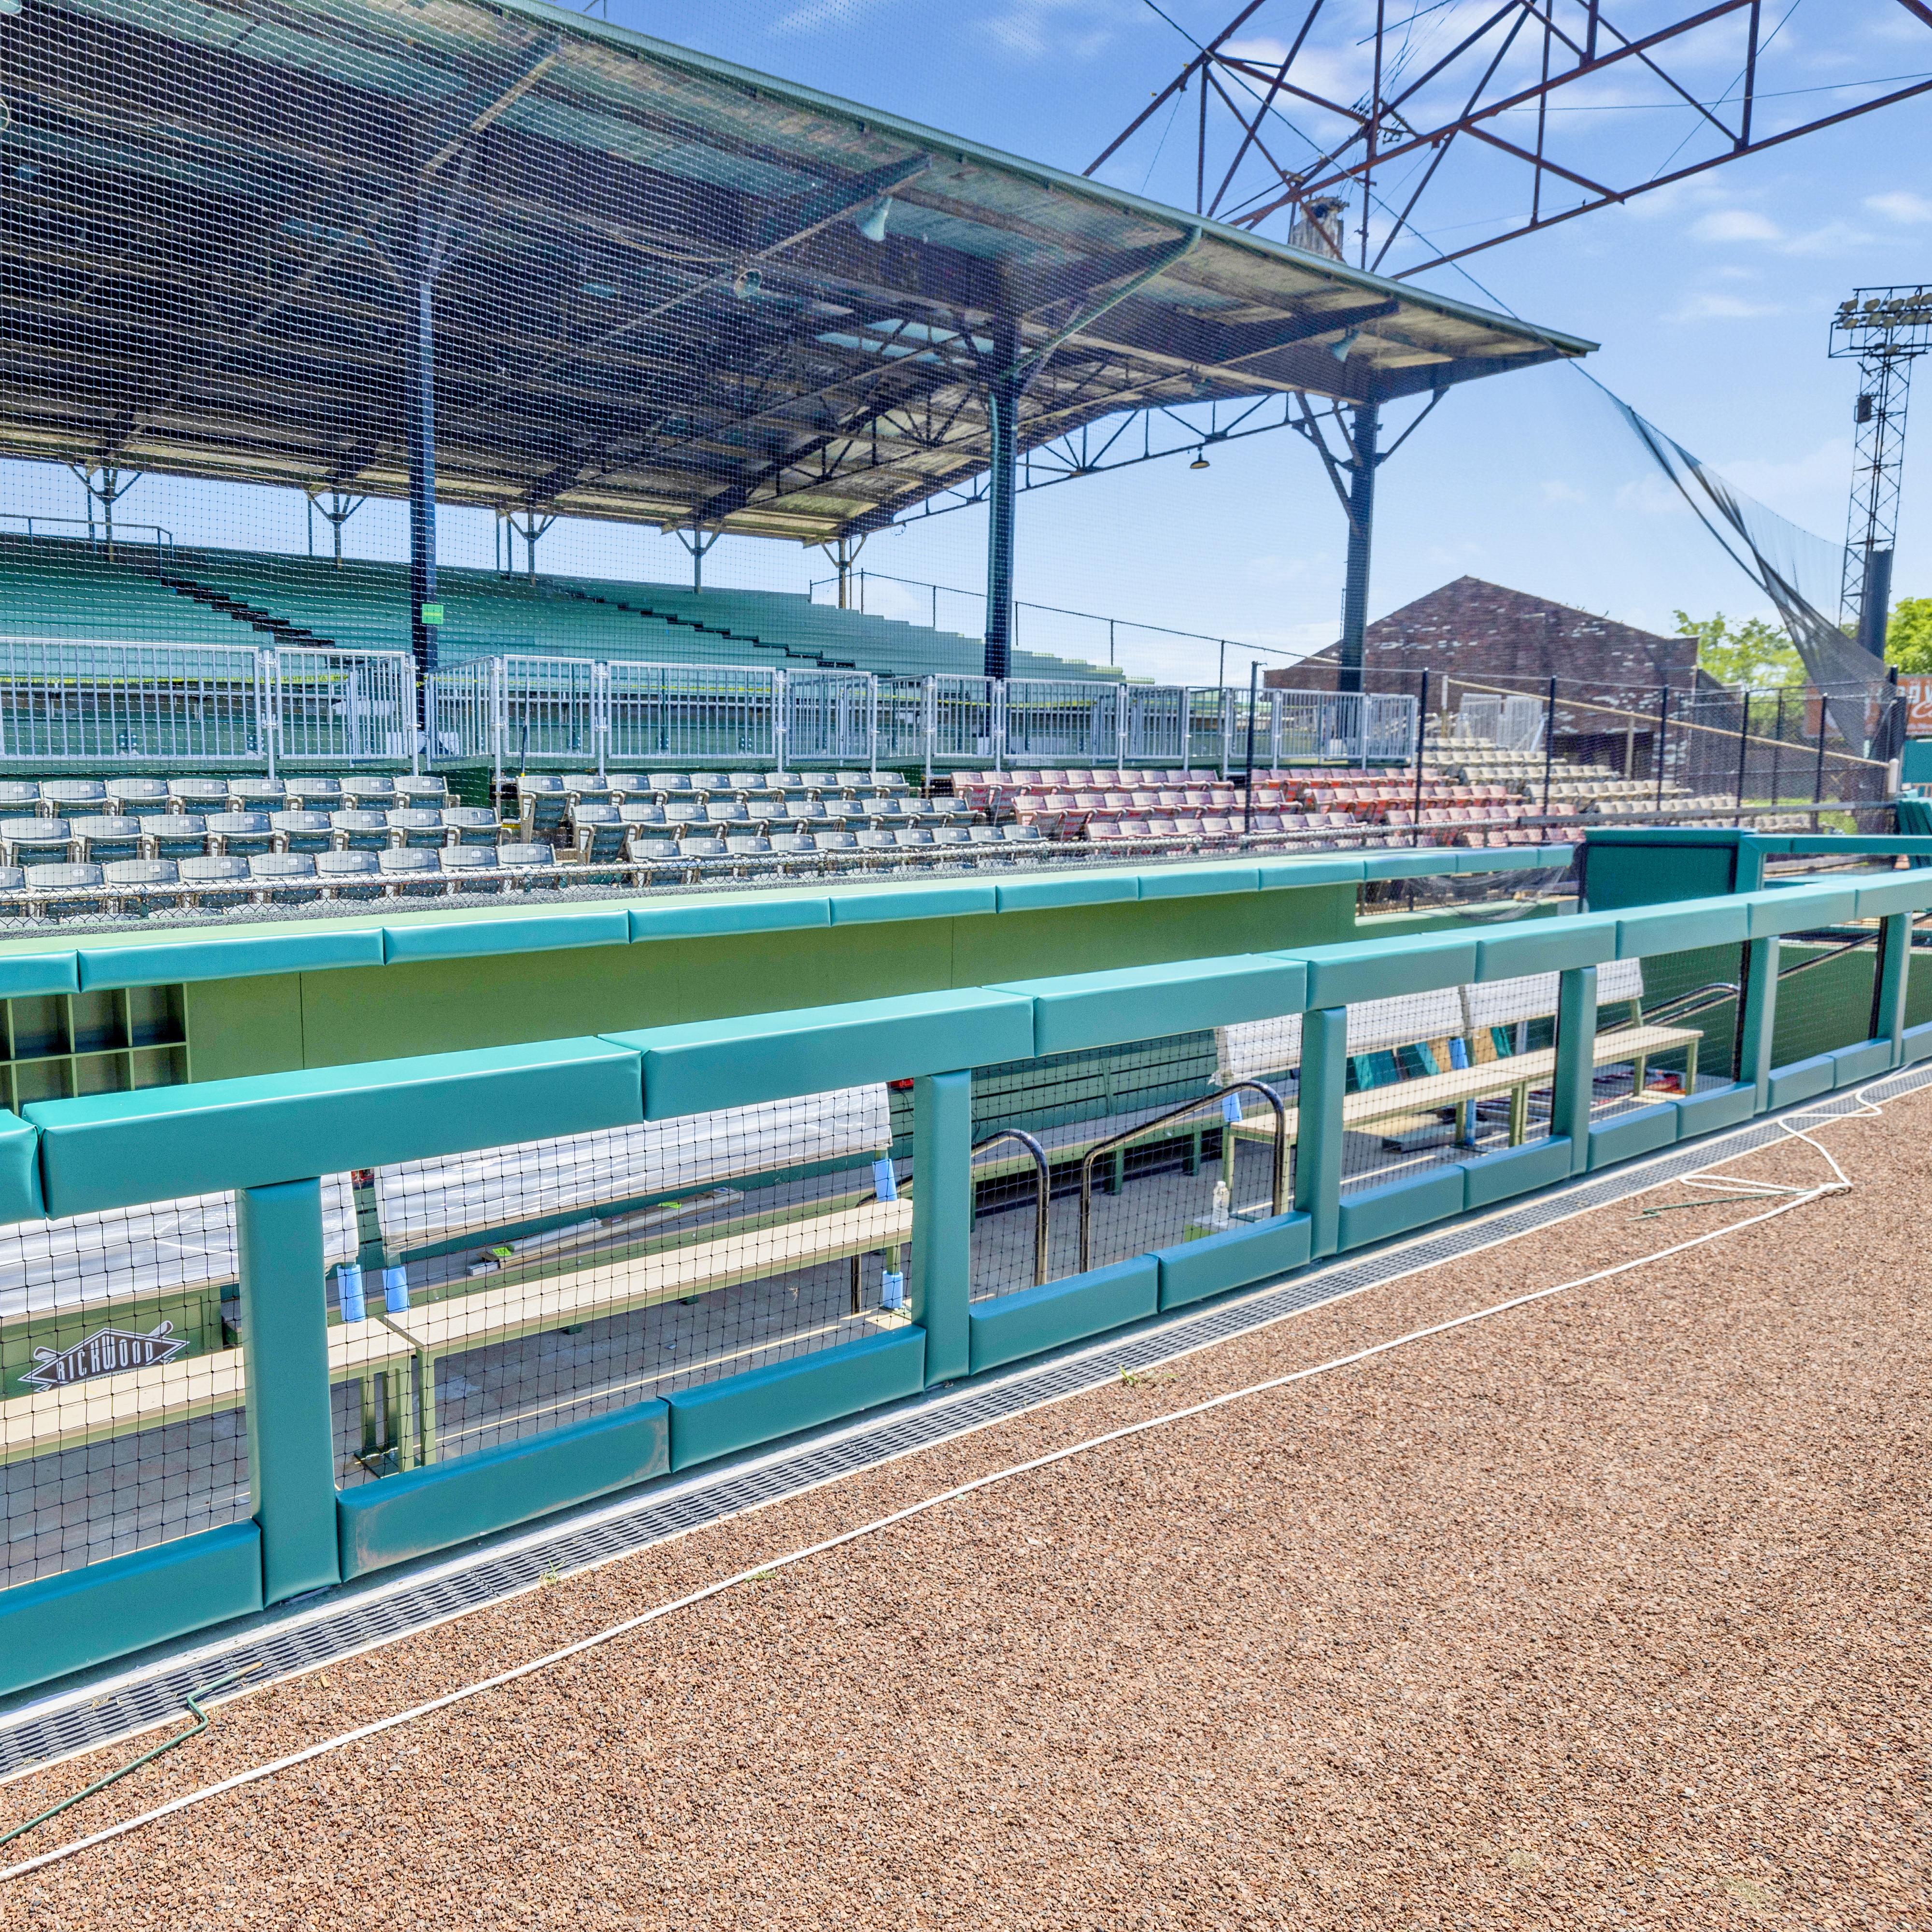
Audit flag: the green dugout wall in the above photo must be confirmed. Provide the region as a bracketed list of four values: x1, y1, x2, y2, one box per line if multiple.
[1, 834, 1924, 1703]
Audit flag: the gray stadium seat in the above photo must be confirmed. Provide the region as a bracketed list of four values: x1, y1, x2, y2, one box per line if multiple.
[767, 831, 818, 867]
[678, 834, 727, 867]
[514, 774, 568, 839]
[649, 773, 696, 801]
[329, 810, 391, 852]
[247, 852, 319, 905]
[603, 773, 650, 802]
[168, 778, 230, 815]
[834, 771, 878, 793]
[342, 776, 398, 811]
[663, 801, 704, 829]
[438, 845, 499, 890]
[102, 858, 179, 914]
[779, 798, 827, 825]
[727, 771, 783, 803]
[617, 801, 667, 828]
[854, 829, 896, 862]
[268, 810, 333, 854]
[143, 814, 209, 860]
[570, 803, 628, 861]
[229, 778, 287, 812]
[40, 780, 108, 816]
[932, 825, 974, 849]
[69, 816, 144, 863]
[814, 828, 859, 860]
[0, 818, 70, 867]
[206, 811, 276, 857]
[723, 833, 774, 869]
[561, 773, 613, 807]
[686, 771, 729, 796]
[177, 855, 252, 905]
[286, 777, 344, 812]
[315, 849, 383, 899]
[24, 861, 106, 916]
[0, 781, 40, 814]
[378, 847, 445, 897]
[1002, 824, 1045, 844]
[440, 806, 499, 845]
[794, 771, 839, 797]
[893, 827, 935, 850]
[701, 801, 751, 830]
[386, 808, 449, 850]
[106, 777, 171, 816]
[496, 842, 562, 888]
[395, 776, 449, 808]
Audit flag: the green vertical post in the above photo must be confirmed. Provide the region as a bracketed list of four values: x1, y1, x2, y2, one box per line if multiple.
[1551, 966, 1597, 1174]
[237, 1179, 340, 1604]
[1875, 912, 1912, 1066]
[1736, 935, 1778, 1108]
[911, 1070, 972, 1386]
[1295, 1008, 1347, 1258]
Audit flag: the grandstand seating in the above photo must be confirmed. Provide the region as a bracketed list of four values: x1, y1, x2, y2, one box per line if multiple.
[0, 533, 1113, 684]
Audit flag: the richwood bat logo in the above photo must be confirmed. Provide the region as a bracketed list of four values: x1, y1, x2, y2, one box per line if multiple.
[20, 1321, 191, 1391]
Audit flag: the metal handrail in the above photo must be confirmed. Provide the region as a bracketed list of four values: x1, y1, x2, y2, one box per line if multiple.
[971, 1127, 1051, 1287]
[1077, 1080, 1287, 1273]
[1596, 980, 1741, 1032]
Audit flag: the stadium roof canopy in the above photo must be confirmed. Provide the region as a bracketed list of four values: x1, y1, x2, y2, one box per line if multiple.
[2, 0, 1594, 544]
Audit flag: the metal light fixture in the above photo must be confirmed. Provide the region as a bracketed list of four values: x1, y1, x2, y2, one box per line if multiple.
[732, 266, 762, 299]
[856, 197, 891, 242]
[1190, 450, 1211, 470]
[1329, 327, 1361, 363]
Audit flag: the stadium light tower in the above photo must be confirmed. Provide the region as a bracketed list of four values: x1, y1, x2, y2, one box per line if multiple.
[1832, 286, 1932, 659]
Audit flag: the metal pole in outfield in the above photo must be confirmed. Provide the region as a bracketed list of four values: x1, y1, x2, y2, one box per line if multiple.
[1412, 668, 1428, 846]
[1541, 675, 1556, 814]
[1655, 683, 1670, 810]
[1335, 401, 1379, 696]
[1242, 658, 1258, 834]
[982, 319, 1021, 682]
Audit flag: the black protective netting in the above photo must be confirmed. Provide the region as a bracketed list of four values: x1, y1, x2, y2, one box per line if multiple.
[331, 1087, 912, 1480]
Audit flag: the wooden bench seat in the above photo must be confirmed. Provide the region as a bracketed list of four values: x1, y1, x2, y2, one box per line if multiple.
[2, 1200, 912, 1469]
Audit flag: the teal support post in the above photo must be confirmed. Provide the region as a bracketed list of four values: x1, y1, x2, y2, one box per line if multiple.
[237, 1179, 341, 1604]
[1295, 1008, 1347, 1258]
[1737, 935, 1778, 1108]
[1551, 966, 1597, 1175]
[1875, 912, 1912, 1067]
[911, 1070, 972, 1385]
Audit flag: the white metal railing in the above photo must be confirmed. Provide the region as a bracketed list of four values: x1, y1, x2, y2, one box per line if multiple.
[0, 638, 1424, 777]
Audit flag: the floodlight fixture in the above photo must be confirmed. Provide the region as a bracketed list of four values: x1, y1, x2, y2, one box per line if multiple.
[856, 198, 891, 242]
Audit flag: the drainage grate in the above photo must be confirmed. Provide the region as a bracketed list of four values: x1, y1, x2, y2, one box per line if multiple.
[2, 1064, 1918, 1785]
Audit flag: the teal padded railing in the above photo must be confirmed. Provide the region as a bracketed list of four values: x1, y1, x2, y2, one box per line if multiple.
[2, 854, 1930, 1698]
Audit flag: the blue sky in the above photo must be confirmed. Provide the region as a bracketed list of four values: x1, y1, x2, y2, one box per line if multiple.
[14, 0, 1928, 684]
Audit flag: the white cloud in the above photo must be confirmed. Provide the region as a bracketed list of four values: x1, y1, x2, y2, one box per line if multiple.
[1540, 479, 1588, 505]
[1866, 189, 1932, 225]
[1717, 439, 1851, 513]
[980, 0, 1131, 60]
[1668, 292, 1783, 322]
[1690, 209, 1782, 243]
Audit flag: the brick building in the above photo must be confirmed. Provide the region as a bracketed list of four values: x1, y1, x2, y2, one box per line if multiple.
[1271, 575, 1706, 773]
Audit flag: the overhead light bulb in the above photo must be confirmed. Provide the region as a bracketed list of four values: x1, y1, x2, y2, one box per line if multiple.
[732, 266, 762, 299]
[856, 197, 891, 243]
[1189, 451, 1211, 470]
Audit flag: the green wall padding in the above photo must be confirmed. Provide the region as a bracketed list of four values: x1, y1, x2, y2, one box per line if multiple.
[993, 874, 1139, 911]
[1153, 1213, 1311, 1310]
[1584, 1101, 1680, 1171]
[967, 1257, 1159, 1374]
[75, 927, 386, 991]
[1335, 1165, 1465, 1252]
[665, 1327, 926, 1471]
[0, 1523, 262, 1699]
[828, 882, 997, 924]
[0, 950, 79, 998]
[1474, 920, 1616, 980]
[1903, 1020, 1932, 1065]
[629, 894, 831, 942]
[382, 908, 630, 963]
[1765, 1053, 1835, 1109]
[1831, 1038, 1892, 1086]
[625, 989, 1035, 1118]
[28, 1037, 644, 1215]
[1852, 871, 1932, 919]
[1671, 1082, 1757, 1139]
[0, 1108, 42, 1224]
[1289, 931, 1480, 1007]
[1611, 895, 1750, 959]
[1458, 1135, 1574, 1211]
[1744, 884, 1859, 937]
[337, 1400, 670, 1578]
[992, 956, 1306, 1057]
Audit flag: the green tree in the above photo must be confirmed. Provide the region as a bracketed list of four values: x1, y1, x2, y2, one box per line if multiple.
[1886, 595, 1932, 672]
[1674, 610, 1803, 688]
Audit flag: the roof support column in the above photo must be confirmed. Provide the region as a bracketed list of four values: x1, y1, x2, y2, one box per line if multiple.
[405, 269, 440, 693]
[983, 319, 1021, 683]
[1336, 400, 1379, 696]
